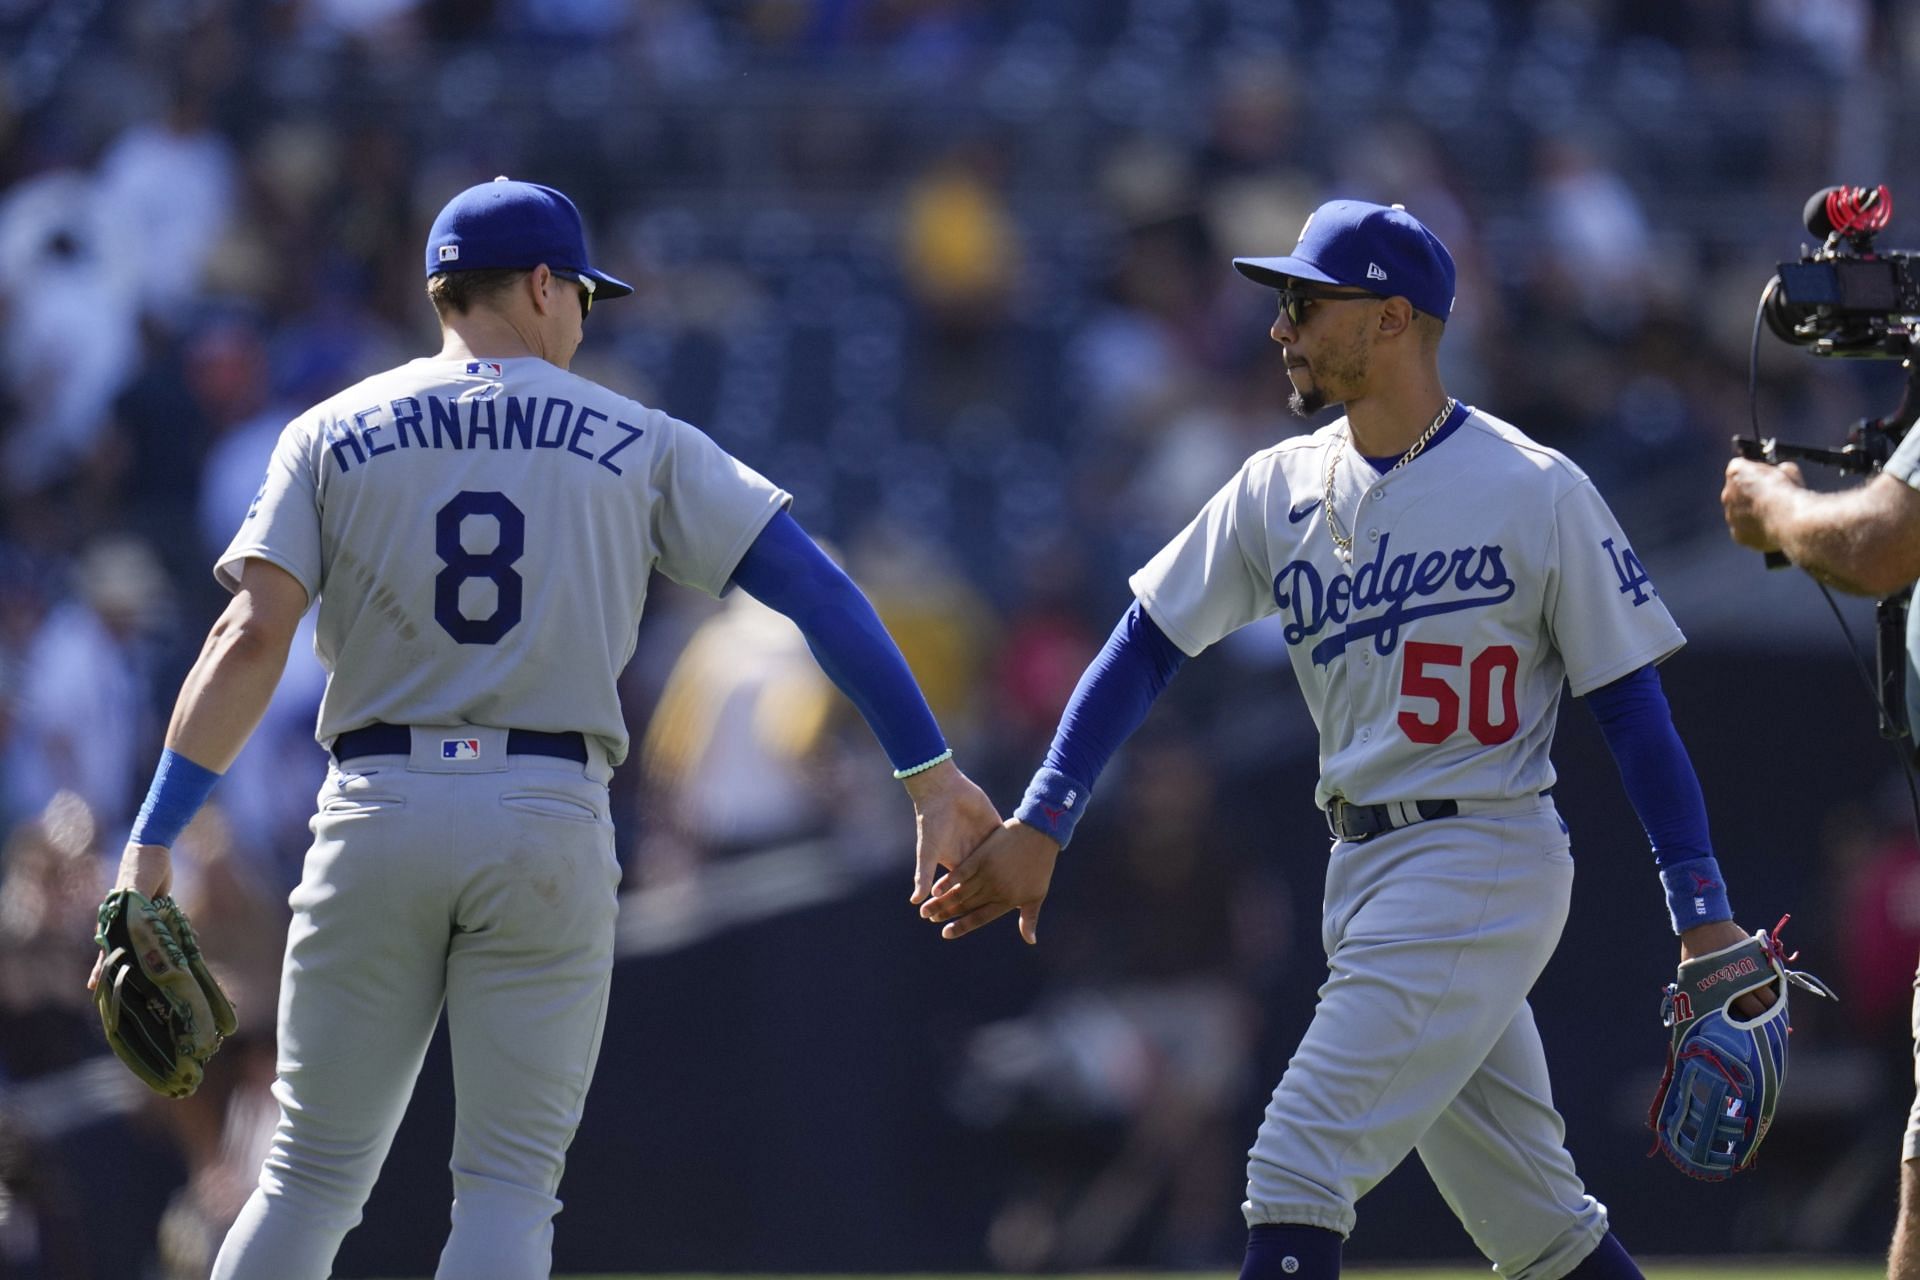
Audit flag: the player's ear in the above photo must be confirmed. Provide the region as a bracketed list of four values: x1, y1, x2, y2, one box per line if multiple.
[1377, 296, 1415, 340]
[527, 264, 557, 316]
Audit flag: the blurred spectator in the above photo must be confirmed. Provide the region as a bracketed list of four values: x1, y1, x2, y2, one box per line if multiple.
[901, 141, 1021, 328]
[0, 792, 104, 1084]
[0, 1112, 91, 1279]
[899, 139, 1024, 425]
[3, 539, 170, 832]
[635, 590, 838, 883]
[989, 534, 1102, 762]
[1832, 802, 1920, 1051]
[0, 171, 142, 495]
[1531, 133, 1656, 335]
[848, 525, 997, 740]
[94, 87, 238, 328]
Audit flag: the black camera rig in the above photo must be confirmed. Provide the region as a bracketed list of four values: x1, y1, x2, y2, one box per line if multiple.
[1735, 185, 1919, 751]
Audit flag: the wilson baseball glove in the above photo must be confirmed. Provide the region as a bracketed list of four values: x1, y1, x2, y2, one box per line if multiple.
[1647, 916, 1834, 1180]
[93, 889, 238, 1098]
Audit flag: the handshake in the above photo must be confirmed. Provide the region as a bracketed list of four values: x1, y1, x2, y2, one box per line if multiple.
[900, 762, 1061, 946]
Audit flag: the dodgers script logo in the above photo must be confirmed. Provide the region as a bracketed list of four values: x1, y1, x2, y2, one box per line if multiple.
[1275, 533, 1515, 665]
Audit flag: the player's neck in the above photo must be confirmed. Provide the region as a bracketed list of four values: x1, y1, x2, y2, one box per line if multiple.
[435, 313, 559, 367]
[1342, 375, 1450, 459]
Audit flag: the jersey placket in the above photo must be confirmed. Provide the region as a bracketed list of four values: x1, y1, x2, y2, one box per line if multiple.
[1344, 457, 1398, 754]
[1319, 446, 1383, 773]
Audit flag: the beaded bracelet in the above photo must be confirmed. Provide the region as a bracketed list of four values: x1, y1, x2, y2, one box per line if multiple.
[892, 748, 954, 780]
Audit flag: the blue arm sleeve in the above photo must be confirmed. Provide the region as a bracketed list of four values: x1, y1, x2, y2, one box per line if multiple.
[1584, 663, 1732, 932]
[728, 511, 947, 775]
[1013, 600, 1188, 847]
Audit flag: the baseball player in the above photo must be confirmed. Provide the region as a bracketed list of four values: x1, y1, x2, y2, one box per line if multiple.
[1722, 444, 1920, 1279]
[924, 200, 1775, 1279]
[90, 177, 999, 1279]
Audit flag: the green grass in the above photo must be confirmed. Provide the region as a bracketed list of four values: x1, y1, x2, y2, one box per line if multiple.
[478, 1268, 1883, 1280]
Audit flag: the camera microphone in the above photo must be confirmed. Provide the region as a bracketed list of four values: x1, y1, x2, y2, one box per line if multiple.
[1805, 185, 1892, 241]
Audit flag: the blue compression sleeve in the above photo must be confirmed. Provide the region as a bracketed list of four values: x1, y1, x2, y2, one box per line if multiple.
[1014, 601, 1188, 848]
[1584, 663, 1731, 932]
[728, 511, 947, 775]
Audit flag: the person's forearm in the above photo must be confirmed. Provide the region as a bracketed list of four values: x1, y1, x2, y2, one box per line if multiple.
[164, 593, 297, 771]
[1767, 478, 1918, 596]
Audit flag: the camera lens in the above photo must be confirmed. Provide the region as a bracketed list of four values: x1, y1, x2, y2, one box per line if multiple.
[1761, 275, 1814, 345]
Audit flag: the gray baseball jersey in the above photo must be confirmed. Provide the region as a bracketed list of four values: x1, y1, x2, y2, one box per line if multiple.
[209, 352, 789, 1280]
[1130, 405, 1682, 1266]
[1131, 406, 1683, 809]
[1884, 425, 1920, 753]
[217, 356, 790, 764]
[1878, 426, 1920, 1162]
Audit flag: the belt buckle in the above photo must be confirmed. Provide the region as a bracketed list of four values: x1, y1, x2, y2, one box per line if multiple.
[1325, 798, 1361, 842]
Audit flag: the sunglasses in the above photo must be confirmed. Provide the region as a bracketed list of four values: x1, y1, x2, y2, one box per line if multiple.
[555, 270, 596, 319]
[1274, 285, 1382, 328]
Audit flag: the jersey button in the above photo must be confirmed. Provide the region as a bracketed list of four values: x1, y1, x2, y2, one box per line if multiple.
[1371, 489, 1385, 500]
[1367, 528, 1380, 541]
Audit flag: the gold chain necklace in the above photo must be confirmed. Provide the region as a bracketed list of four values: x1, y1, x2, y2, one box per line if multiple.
[1322, 397, 1456, 563]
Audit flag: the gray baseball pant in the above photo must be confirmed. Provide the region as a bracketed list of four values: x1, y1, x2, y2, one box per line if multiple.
[213, 729, 619, 1280]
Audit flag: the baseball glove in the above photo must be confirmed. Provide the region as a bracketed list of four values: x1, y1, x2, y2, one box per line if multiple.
[92, 889, 238, 1098]
[1647, 916, 1834, 1180]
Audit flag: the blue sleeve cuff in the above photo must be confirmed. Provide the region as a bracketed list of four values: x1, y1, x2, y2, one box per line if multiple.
[129, 749, 222, 848]
[1013, 768, 1091, 849]
[1659, 855, 1734, 933]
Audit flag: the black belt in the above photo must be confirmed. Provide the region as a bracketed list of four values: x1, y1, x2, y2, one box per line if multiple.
[1325, 797, 1459, 842]
[332, 723, 588, 764]
[1325, 789, 1553, 843]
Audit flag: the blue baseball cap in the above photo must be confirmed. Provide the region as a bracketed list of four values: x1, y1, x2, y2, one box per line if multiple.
[424, 177, 633, 300]
[1234, 199, 1455, 321]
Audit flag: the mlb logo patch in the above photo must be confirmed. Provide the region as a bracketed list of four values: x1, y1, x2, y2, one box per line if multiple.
[442, 738, 482, 760]
[438, 244, 460, 262]
[466, 360, 503, 377]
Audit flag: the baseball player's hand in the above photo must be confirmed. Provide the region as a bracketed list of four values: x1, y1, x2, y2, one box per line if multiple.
[1720, 458, 1804, 553]
[1679, 919, 1776, 1019]
[901, 760, 1002, 906]
[919, 819, 1059, 945]
[88, 842, 174, 993]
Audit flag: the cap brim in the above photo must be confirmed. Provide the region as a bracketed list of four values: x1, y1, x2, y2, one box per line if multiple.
[581, 267, 634, 300]
[1232, 255, 1338, 290]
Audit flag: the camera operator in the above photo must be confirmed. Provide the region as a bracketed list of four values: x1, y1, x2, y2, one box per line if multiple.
[1722, 448, 1920, 1280]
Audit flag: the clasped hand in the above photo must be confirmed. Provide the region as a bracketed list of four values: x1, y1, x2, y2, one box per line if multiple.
[898, 761, 1058, 944]
[915, 818, 1060, 945]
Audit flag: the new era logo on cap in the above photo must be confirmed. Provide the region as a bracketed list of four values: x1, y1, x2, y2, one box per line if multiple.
[1367, 262, 1388, 281]
[443, 738, 482, 760]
